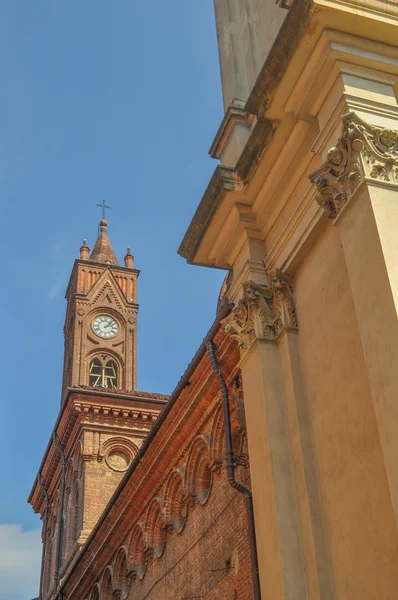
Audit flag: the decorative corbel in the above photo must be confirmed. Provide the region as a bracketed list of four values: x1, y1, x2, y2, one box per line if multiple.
[309, 112, 398, 219]
[222, 270, 297, 352]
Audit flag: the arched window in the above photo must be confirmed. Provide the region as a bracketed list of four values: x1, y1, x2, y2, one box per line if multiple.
[89, 358, 118, 388]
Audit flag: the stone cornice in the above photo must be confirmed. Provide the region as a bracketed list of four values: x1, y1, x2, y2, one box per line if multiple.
[178, 0, 313, 266]
[178, 117, 275, 264]
[222, 271, 298, 352]
[245, 0, 313, 117]
[179, 0, 398, 268]
[209, 99, 255, 160]
[236, 117, 276, 184]
[178, 165, 241, 263]
[246, 0, 398, 118]
[309, 112, 398, 219]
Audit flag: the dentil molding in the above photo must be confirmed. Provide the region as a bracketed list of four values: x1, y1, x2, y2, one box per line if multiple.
[309, 112, 398, 219]
[221, 270, 298, 351]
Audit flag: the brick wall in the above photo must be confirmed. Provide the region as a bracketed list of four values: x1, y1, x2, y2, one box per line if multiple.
[124, 466, 253, 600]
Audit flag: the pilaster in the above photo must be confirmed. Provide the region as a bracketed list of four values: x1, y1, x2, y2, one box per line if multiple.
[310, 110, 398, 529]
[223, 272, 332, 600]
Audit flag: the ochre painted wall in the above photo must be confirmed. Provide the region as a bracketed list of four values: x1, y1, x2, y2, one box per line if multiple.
[294, 225, 398, 598]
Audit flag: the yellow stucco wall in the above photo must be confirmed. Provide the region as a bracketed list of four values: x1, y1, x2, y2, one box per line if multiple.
[294, 224, 398, 598]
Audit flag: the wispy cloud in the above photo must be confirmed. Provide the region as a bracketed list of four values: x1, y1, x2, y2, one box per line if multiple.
[0, 524, 41, 600]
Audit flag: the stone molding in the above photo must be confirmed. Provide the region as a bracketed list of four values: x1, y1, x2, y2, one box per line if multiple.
[209, 98, 255, 160]
[178, 117, 275, 264]
[177, 165, 242, 263]
[74, 401, 159, 423]
[222, 270, 298, 351]
[309, 112, 398, 219]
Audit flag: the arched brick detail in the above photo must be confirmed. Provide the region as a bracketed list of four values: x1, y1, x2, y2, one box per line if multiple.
[89, 583, 100, 600]
[63, 460, 74, 558]
[185, 435, 213, 506]
[73, 440, 84, 477]
[99, 437, 138, 472]
[145, 497, 166, 558]
[128, 524, 147, 580]
[209, 404, 225, 469]
[113, 546, 131, 599]
[164, 469, 188, 534]
[100, 566, 114, 600]
[100, 437, 138, 457]
[65, 459, 73, 486]
[71, 471, 82, 543]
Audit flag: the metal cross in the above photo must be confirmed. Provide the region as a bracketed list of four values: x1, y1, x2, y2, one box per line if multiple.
[97, 200, 111, 219]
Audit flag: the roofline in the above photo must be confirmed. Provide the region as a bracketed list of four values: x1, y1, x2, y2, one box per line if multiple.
[60, 386, 168, 407]
[57, 302, 233, 596]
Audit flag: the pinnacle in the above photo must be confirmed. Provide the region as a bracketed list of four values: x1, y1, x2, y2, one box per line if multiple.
[89, 220, 119, 266]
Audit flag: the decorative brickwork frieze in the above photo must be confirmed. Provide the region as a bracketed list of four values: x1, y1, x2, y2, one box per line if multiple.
[83, 410, 247, 599]
[309, 112, 398, 219]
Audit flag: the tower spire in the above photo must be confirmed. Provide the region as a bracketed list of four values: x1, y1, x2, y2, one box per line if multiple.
[89, 219, 119, 265]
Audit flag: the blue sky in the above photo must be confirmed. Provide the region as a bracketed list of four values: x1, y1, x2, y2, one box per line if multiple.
[0, 2, 225, 598]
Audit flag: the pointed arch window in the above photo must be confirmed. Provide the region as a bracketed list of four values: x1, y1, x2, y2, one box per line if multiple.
[89, 358, 118, 389]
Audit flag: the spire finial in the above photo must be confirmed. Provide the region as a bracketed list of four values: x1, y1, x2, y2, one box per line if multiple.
[89, 214, 118, 266]
[80, 239, 90, 260]
[124, 247, 134, 268]
[97, 200, 111, 219]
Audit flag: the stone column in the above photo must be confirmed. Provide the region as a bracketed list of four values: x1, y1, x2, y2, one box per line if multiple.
[310, 112, 398, 527]
[222, 272, 326, 599]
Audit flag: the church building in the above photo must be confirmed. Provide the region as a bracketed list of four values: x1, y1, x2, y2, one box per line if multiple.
[30, 0, 398, 599]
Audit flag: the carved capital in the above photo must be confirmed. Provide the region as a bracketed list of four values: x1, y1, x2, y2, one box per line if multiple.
[222, 270, 297, 351]
[309, 112, 398, 219]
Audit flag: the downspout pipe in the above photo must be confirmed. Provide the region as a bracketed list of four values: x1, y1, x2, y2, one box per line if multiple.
[37, 473, 49, 600]
[207, 341, 261, 600]
[53, 432, 66, 595]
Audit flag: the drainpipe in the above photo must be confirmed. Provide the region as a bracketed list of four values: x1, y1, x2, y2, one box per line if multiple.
[53, 432, 66, 595]
[37, 472, 49, 600]
[207, 341, 261, 600]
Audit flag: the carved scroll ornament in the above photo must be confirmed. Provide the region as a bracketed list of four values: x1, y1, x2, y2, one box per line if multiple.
[309, 112, 398, 219]
[221, 271, 297, 351]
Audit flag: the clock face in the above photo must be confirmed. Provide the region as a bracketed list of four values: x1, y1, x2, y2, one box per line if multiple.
[92, 315, 119, 339]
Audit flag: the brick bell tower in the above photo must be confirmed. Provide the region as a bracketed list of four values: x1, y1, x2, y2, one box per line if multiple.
[28, 218, 168, 600]
[62, 218, 138, 398]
